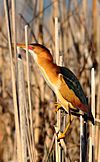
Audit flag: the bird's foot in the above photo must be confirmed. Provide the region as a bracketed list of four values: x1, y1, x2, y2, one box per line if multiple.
[54, 102, 62, 112]
[54, 126, 65, 141]
[57, 132, 65, 141]
[57, 121, 71, 141]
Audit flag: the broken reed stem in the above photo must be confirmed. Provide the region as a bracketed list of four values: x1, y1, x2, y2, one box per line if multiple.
[4, 1, 21, 162]
[17, 55, 27, 162]
[25, 25, 35, 162]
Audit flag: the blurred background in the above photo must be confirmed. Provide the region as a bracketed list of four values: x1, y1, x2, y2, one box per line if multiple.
[0, 0, 100, 161]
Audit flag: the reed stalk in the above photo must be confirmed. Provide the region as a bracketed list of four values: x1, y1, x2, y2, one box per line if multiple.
[42, 134, 55, 162]
[11, 0, 17, 61]
[17, 54, 27, 162]
[91, 68, 95, 161]
[95, 13, 100, 161]
[55, 16, 62, 162]
[89, 68, 95, 162]
[80, 114, 83, 162]
[4, 1, 21, 161]
[25, 25, 36, 162]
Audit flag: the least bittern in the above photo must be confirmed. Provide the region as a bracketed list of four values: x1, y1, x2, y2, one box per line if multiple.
[17, 43, 94, 140]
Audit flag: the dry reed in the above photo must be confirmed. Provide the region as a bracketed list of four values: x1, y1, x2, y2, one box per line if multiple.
[17, 53, 27, 162]
[80, 114, 83, 162]
[1, 1, 100, 161]
[4, 1, 21, 162]
[25, 25, 36, 162]
[89, 68, 95, 162]
[54, 16, 63, 162]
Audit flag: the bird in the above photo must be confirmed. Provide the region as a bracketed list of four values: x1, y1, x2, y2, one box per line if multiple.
[17, 43, 94, 139]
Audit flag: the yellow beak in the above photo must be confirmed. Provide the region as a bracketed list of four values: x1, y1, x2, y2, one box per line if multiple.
[17, 43, 26, 49]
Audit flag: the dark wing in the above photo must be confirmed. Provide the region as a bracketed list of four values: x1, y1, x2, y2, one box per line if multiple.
[59, 66, 88, 106]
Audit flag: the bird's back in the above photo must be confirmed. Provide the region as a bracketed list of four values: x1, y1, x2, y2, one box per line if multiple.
[59, 66, 94, 124]
[59, 67, 88, 106]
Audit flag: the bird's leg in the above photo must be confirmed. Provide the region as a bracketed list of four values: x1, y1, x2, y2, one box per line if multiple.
[57, 109, 74, 140]
[55, 101, 69, 113]
[54, 102, 62, 112]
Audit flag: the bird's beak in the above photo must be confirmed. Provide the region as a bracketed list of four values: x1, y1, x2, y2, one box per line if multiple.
[17, 43, 26, 50]
[17, 43, 35, 60]
[17, 43, 33, 51]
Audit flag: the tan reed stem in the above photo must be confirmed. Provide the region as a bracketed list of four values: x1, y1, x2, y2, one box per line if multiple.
[4, 1, 21, 161]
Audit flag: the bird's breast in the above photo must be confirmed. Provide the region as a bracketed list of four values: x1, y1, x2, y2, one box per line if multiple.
[38, 65, 61, 92]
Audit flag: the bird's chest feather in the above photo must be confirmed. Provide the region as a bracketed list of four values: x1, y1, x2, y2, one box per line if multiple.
[38, 64, 61, 91]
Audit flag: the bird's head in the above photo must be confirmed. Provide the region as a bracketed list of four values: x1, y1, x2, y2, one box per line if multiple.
[17, 43, 53, 62]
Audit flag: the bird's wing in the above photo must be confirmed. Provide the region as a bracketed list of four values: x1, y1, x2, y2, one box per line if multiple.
[58, 66, 89, 112]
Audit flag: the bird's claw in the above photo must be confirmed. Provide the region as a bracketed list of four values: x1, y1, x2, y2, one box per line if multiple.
[54, 126, 65, 141]
[54, 102, 62, 112]
[57, 132, 65, 141]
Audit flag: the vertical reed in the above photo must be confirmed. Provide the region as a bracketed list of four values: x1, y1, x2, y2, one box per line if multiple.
[17, 53, 27, 162]
[80, 116, 87, 162]
[55, 16, 60, 162]
[80, 114, 83, 162]
[80, 112, 88, 162]
[11, 0, 17, 61]
[25, 25, 36, 162]
[95, 13, 100, 161]
[89, 68, 95, 162]
[3, 1, 100, 161]
[4, 1, 21, 162]
[91, 68, 95, 161]
[80, 2, 88, 161]
[92, 0, 97, 48]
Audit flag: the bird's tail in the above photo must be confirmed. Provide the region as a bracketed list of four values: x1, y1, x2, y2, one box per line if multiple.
[84, 111, 95, 125]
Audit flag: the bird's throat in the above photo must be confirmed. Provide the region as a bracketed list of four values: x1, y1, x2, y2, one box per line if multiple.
[37, 59, 59, 87]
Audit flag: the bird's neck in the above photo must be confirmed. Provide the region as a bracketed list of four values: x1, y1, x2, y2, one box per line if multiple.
[37, 58, 56, 72]
[37, 58, 59, 84]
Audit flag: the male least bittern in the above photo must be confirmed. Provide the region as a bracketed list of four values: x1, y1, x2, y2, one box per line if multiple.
[17, 43, 94, 140]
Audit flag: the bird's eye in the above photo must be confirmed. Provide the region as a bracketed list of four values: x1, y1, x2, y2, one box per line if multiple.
[28, 45, 33, 50]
